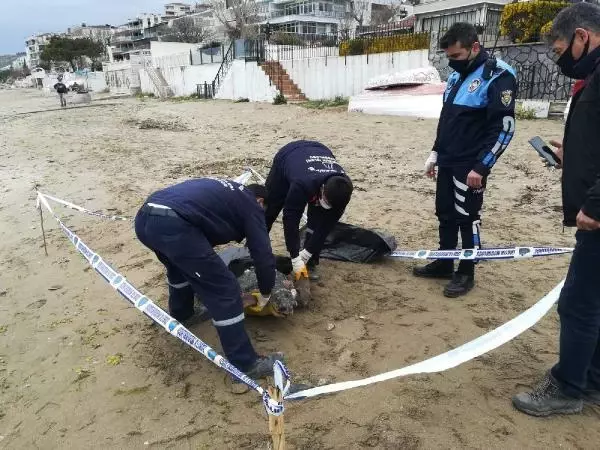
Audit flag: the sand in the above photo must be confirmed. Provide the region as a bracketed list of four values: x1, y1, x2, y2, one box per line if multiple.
[0, 89, 598, 449]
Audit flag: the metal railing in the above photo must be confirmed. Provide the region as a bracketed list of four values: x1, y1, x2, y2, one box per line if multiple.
[200, 40, 235, 99]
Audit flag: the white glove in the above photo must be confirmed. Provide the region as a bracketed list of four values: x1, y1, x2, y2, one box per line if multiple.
[291, 256, 306, 274]
[424, 151, 438, 176]
[299, 249, 312, 265]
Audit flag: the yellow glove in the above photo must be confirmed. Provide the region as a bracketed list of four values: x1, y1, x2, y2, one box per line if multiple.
[244, 292, 284, 318]
[292, 256, 309, 281]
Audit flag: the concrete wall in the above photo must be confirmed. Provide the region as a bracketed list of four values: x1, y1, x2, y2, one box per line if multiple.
[151, 41, 197, 57]
[139, 63, 221, 97]
[215, 60, 278, 102]
[279, 49, 429, 100]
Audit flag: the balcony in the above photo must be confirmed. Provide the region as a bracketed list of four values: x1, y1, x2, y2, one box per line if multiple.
[267, 9, 346, 19]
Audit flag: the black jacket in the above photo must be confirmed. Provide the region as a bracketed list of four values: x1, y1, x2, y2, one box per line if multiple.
[434, 51, 517, 175]
[562, 60, 600, 226]
[148, 178, 276, 295]
[265, 140, 349, 258]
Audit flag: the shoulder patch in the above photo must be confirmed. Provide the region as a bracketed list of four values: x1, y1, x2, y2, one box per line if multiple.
[468, 78, 482, 93]
[501, 90, 513, 107]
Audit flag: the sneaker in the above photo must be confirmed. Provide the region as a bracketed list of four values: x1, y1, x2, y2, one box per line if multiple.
[412, 259, 454, 279]
[245, 352, 285, 379]
[512, 373, 583, 417]
[443, 273, 474, 298]
[584, 389, 600, 406]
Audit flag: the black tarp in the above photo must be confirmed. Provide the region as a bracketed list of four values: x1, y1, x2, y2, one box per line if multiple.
[218, 222, 396, 271]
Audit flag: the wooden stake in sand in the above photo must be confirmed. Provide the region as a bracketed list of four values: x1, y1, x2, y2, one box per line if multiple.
[38, 204, 48, 256]
[268, 386, 285, 449]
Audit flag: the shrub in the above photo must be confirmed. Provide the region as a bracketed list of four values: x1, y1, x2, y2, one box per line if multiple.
[273, 93, 287, 105]
[271, 32, 307, 46]
[500, 1, 569, 44]
[515, 104, 537, 120]
[339, 33, 430, 56]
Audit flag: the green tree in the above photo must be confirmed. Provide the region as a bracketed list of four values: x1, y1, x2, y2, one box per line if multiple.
[40, 36, 104, 71]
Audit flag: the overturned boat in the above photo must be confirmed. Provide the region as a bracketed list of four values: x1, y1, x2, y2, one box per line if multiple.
[348, 66, 446, 119]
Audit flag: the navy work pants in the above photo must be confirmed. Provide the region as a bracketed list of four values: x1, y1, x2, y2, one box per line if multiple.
[436, 166, 485, 275]
[134, 205, 258, 371]
[551, 230, 600, 398]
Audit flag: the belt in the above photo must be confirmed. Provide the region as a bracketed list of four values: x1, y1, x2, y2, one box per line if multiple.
[143, 203, 180, 218]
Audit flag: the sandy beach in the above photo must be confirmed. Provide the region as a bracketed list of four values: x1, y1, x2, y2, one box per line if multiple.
[0, 89, 598, 449]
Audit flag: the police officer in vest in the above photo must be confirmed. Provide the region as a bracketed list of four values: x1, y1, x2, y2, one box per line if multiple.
[264, 140, 353, 285]
[134, 178, 283, 379]
[414, 22, 517, 297]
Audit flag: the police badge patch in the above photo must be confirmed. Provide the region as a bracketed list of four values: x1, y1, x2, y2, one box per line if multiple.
[501, 90, 513, 107]
[468, 78, 481, 92]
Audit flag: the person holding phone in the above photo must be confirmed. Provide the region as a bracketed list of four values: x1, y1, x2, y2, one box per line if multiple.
[414, 22, 517, 298]
[512, 2, 600, 417]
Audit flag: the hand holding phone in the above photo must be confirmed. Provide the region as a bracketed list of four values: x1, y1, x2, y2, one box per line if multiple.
[528, 136, 562, 168]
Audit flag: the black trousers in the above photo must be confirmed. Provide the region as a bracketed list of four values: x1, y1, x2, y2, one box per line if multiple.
[436, 166, 485, 276]
[134, 205, 258, 371]
[551, 230, 600, 398]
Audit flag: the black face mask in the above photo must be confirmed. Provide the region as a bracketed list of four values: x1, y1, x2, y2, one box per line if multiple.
[557, 33, 600, 79]
[448, 49, 473, 74]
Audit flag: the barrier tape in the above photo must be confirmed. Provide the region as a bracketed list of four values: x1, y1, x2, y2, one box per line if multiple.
[389, 246, 573, 261]
[36, 171, 253, 223]
[287, 279, 564, 400]
[36, 191, 285, 417]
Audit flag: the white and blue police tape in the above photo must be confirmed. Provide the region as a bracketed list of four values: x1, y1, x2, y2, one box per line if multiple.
[36, 191, 286, 416]
[287, 278, 565, 400]
[389, 246, 573, 261]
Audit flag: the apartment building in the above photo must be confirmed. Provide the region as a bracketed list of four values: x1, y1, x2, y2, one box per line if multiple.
[68, 24, 116, 43]
[109, 14, 164, 61]
[164, 2, 194, 18]
[25, 33, 56, 69]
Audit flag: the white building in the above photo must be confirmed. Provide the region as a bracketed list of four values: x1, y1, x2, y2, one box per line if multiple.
[164, 2, 194, 18]
[109, 14, 164, 61]
[25, 33, 56, 69]
[256, 0, 408, 37]
[68, 24, 115, 43]
[413, 0, 510, 44]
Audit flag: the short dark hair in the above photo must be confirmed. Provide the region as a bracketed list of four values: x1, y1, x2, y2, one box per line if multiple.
[246, 183, 268, 200]
[323, 176, 353, 210]
[440, 22, 479, 50]
[547, 2, 600, 44]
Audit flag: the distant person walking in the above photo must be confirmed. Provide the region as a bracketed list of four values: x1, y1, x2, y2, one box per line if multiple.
[53, 75, 68, 108]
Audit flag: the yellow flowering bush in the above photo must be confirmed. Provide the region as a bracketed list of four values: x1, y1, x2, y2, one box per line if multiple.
[500, 1, 569, 43]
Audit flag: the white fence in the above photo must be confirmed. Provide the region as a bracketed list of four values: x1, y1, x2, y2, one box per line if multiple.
[280, 49, 430, 100]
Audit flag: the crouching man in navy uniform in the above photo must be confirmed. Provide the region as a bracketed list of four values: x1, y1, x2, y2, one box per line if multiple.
[414, 22, 517, 297]
[264, 140, 353, 285]
[134, 178, 282, 379]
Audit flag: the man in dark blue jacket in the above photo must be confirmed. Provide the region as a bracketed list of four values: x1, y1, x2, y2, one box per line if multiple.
[414, 22, 517, 298]
[264, 140, 353, 284]
[134, 178, 282, 378]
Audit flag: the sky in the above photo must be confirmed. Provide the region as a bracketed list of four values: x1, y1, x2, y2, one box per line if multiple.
[0, 0, 170, 54]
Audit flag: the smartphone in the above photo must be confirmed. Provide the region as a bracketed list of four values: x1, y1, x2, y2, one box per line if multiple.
[528, 136, 561, 167]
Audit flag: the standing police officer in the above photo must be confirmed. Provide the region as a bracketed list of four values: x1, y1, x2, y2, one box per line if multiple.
[414, 22, 517, 298]
[264, 140, 353, 285]
[134, 178, 282, 378]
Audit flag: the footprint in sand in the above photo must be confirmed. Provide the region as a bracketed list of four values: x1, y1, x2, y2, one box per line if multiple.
[27, 299, 47, 309]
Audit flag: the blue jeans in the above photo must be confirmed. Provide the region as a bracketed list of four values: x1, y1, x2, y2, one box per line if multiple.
[134, 206, 258, 371]
[552, 230, 600, 398]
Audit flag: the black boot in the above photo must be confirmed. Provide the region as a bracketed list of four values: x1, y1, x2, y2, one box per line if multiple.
[443, 273, 474, 298]
[584, 388, 600, 406]
[512, 372, 583, 417]
[413, 259, 454, 279]
[245, 352, 285, 379]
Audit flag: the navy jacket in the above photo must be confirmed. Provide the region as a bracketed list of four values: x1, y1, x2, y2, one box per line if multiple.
[435, 51, 517, 175]
[265, 141, 349, 258]
[148, 178, 276, 295]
